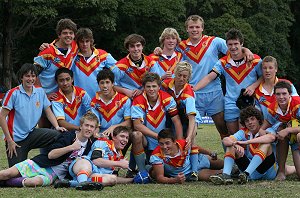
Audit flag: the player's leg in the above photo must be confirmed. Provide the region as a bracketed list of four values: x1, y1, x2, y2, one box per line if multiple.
[90, 173, 117, 186]
[275, 138, 289, 181]
[70, 157, 92, 184]
[131, 131, 148, 171]
[291, 146, 300, 178]
[116, 176, 134, 184]
[199, 90, 229, 139]
[0, 166, 21, 180]
[198, 169, 223, 181]
[26, 128, 60, 149]
[244, 143, 271, 176]
[226, 120, 239, 135]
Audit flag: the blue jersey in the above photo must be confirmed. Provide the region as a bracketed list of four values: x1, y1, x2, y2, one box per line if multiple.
[230, 128, 267, 160]
[51, 86, 91, 126]
[131, 90, 178, 150]
[149, 51, 183, 78]
[88, 139, 124, 174]
[90, 92, 131, 133]
[34, 40, 78, 94]
[213, 54, 262, 110]
[114, 54, 155, 90]
[254, 78, 298, 118]
[178, 36, 228, 94]
[2, 85, 50, 141]
[161, 78, 201, 124]
[72, 48, 117, 98]
[150, 139, 191, 177]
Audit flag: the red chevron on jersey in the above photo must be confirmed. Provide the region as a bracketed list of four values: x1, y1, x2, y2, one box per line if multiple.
[75, 49, 108, 76]
[220, 54, 260, 84]
[249, 144, 266, 160]
[149, 54, 159, 61]
[38, 40, 78, 69]
[54, 86, 86, 120]
[162, 78, 194, 105]
[153, 52, 182, 73]
[152, 139, 188, 167]
[116, 55, 155, 86]
[268, 96, 300, 123]
[102, 138, 124, 161]
[91, 92, 129, 122]
[254, 78, 292, 107]
[133, 90, 178, 128]
[178, 35, 215, 64]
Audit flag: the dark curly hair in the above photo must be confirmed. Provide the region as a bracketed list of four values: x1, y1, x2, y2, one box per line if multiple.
[240, 106, 263, 126]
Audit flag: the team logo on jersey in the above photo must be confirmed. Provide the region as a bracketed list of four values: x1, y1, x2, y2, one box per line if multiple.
[184, 47, 190, 53]
[54, 57, 61, 64]
[115, 101, 121, 108]
[75, 96, 82, 103]
[95, 103, 101, 110]
[202, 41, 208, 48]
[36, 101, 40, 108]
[164, 157, 170, 163]
[96, 56, 100, 62]
[225, 63, 232, 69]
[259, 96, 266, 103]
[74, 56, 80, 62]
[127, 67, 134, 73]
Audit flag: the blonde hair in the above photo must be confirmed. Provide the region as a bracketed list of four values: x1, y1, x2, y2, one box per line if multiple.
[174, 61, 192, 80]
[262, 56, 278, 69]
[159, 28, 181, 48]
[185, 15, 204, 29]
[80, 111, 99, 127]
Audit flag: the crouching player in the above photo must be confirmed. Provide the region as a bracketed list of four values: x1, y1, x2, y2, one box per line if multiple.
[210, 106, 277, 185]
[0, 111, 97, 188]
[149, 129, 223, 183]
[55, 126, 133, 189]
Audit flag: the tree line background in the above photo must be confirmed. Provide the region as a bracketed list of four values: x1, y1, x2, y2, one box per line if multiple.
[1, 0, 299, 90]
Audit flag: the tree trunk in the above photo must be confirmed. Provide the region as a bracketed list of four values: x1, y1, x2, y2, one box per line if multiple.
[2, 0, 13, 89]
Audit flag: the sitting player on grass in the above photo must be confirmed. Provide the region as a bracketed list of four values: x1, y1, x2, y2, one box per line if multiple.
[54, 126, 133, 189]
[149, 128, 223, 183]
[210, 106, 278, 185]
[0, 111, 97, 189]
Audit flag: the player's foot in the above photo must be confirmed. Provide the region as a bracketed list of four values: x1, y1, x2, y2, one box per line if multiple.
[53, 179, 70, 188]
[189, 171, 199, 182]
[231, 164, 240, 178]
[76, 181, 104, 191]
[210, 173, 233, 185]
[238, 172, 248, 184]
[275, 172, 286, 181]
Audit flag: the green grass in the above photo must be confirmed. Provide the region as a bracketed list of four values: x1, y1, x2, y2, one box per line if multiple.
[0, 125, 299, 198]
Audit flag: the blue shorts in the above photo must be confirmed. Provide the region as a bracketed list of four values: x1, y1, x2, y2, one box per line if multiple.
[15, 159, 57, 186]
[197, 153, 210, 172]
[249, 163, 278, 180]
[224, 104, 240, 122]
[195, 90, 224, 117]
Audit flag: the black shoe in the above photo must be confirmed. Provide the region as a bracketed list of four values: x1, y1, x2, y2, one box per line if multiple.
[238, 172, 249, 184]
[54, 179, 70, 188]
[76, 181, 104, 191]
[210, 173, 233, 185]
[189, 172, 199, 182]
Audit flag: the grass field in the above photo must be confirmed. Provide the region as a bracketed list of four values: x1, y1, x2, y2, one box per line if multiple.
[0, 125, 299, 198]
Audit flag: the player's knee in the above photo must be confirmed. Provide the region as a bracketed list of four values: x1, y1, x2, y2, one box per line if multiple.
[73, 158, 92, 174]
[131, 131, 143, 143]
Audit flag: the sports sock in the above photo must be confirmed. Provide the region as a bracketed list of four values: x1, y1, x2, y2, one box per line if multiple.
[223, 152, 235, 175]
[69, 180, 79, 187]
[76, 170, 89, 183]
[129, 152, 137, 171]
[133, 150, 146, 171]
[190, 146, 199, 172]
[91, 176, 103, 183]
[245, 150, 266, 175]
[5, 177, 25, 187]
